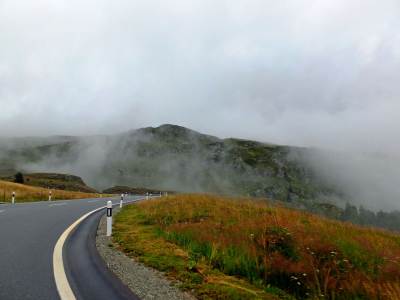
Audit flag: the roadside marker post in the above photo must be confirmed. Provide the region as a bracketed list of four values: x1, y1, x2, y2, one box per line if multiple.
[12, 192, 15, 204]
[49, 191, 52, 201]
[106, 201, 112, 237]
[146, 192, 149, 200]
[120, 194, 124, 208]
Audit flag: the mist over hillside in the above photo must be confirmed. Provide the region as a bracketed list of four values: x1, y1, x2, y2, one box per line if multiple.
[1, 124, 398, 212]
[297, 149, 400, 211]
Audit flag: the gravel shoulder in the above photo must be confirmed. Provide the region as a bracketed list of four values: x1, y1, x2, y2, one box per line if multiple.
[96, 207, 196, 300]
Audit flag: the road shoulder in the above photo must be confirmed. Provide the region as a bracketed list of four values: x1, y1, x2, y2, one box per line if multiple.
[96, 209, 195, 300]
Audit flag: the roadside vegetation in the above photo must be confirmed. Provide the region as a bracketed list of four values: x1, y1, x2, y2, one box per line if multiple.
[113, 194, 400, 300]
[0, 180, 104, 202]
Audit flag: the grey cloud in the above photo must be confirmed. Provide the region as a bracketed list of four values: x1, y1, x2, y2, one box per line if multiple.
[0, 1, 399, 209]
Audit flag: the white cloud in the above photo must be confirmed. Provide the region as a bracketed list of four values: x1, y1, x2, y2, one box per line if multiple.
[0, 0, 399, 155]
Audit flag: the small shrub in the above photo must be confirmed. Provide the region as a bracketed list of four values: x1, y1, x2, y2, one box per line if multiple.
[14, 172, 24, 184]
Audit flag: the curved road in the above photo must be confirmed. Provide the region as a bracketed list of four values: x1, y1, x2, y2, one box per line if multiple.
[0, 196, 142, 300]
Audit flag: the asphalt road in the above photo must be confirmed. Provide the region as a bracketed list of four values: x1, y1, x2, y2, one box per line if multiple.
[0, 196, 142, 300]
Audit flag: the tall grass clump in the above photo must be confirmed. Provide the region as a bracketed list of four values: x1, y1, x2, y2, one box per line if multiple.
[136, 194, 400, 299]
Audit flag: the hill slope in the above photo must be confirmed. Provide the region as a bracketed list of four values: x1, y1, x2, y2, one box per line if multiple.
[0, 180, 101, 202]
[0, 173, 98, 193]
[113, 194, 400, 300]
[0, 124, 336, 206]
[2, 124, 399, 230]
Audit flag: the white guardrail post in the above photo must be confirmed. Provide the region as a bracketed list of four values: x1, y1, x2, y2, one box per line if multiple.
[120, 193, 124, 208]
[106, 201, 113, 237]
[12, 192, 15, 204]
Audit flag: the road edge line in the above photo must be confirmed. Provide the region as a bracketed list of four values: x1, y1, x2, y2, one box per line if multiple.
[53, 199, 140, 300]
[53, 205, 106, 300]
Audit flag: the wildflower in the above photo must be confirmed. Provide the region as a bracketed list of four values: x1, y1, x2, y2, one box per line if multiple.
[303, 273, 307, 277]
[297, 281, 301, 286]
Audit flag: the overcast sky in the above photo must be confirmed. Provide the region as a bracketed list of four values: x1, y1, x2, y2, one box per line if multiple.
[1, 0, 399, 155]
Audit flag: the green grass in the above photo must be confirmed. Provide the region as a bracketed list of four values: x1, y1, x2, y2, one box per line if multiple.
[113, 203, 286, 300]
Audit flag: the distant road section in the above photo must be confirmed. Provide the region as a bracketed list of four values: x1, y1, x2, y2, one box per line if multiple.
[0, 197, 141, 300]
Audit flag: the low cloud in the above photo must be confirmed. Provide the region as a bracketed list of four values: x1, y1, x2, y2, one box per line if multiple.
[0, 1, 399, 153]
[0, 1, 399, 209]
[295, 149, 400, 211]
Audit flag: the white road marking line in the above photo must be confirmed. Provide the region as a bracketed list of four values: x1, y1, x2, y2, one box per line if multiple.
[53, 198, 143, 300]
[49, 203, 67, 207]
[53, 206, 105, 300]
[0, 210, 5, 213]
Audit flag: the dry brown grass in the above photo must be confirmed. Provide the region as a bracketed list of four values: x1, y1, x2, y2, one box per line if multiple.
[0, 180, 105, 202]
[132, 194, 400, 299]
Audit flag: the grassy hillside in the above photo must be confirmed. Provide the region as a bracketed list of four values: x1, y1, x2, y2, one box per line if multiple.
[0, 124, 337, 205]
[113, 195, 400, 300]
[0, 173, 98, 193]
[1, 125, 399, 231]
[0, 180, 103, 202]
